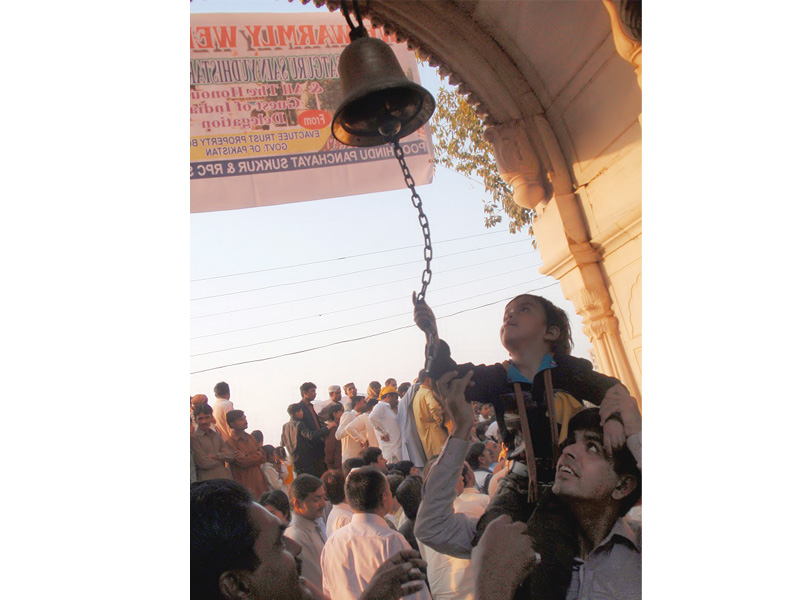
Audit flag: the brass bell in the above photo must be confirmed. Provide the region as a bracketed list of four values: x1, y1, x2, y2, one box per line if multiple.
[332, 34, 435, 147]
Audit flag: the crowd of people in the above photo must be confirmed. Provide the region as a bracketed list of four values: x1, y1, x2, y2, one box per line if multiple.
[190, 294, 642, 600]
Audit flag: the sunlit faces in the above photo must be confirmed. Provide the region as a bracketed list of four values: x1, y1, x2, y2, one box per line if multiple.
[499, 296, 559, 350]
[329, 389, 342, 402]
[303, 387, 317, 401]
[294, 485, 327, 521]
[552, 430, 628, 504]
[230, 415, 248, 432]
[343, 383, 357, 398]
[196, 413, 214, 431]
[244, 503, 309, 600]
[375, 453, 388, 474]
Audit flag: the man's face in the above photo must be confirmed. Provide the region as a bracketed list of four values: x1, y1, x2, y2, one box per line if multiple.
[386, 379, 397, 389]
[500, 296, 552, 350]
[231, 416, 248, 432]
[480, 404, 494, 419]
[552, 429, 621, 504]
[329, 389, 342, 403]
[383, 393, 399, 410]
[303, 387, 317, 401]
[245, 503, 309, 600]
[480, 447, 494, 468]
[294, 486, 327, 521]
[374, 453, 388, 473]
[354, 397, 367, 413]
[484, 440, 500, 462]
[344, 384, 357, 398]
[196, 413, 214, 431]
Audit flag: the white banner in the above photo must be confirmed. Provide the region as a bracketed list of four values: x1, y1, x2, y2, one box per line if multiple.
[190, 12, 435, 213]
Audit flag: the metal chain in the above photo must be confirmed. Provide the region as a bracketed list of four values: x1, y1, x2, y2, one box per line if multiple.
[393, 138, 433, 302]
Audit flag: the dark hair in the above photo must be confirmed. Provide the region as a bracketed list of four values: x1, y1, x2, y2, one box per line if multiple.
[287, 402, 304, 416]
[193, 403, 213, 418]
[263, 444, 276, 460]
[251, 430, 264, 444]
[465, 442, 486, 470]
[508, 294, 573, 356]
[346, 466, 387, 512]
[384, 378, 396, 386]
[365, 397, 379, 411]
[387, 474, 405, 498]
[343, 457, 365, 477]
[361, 447, 383, 466]
[330, 403, 344, 415]
[213, 381, 229, 397]
[300, 382, 317, 395]
[561, 408, 642, 515]
[621, 0, 642, 41]
[395, 460, 415, 477]
[398, 382, 411, 397]
[226, 409, 245, 426]
[396, 476, 423, 520]
[258, 489, 291, 521]
[291, 474, 323, 503]
[475, 420, 490, 440]
[321, 469, 346, 505]
[191, 480, 258, 600]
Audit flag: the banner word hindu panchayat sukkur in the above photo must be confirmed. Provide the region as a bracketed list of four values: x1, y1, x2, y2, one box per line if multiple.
[190, 12, 435, 213]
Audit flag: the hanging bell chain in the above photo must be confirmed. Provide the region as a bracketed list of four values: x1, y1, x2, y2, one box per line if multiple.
[393, 138, 433, 302]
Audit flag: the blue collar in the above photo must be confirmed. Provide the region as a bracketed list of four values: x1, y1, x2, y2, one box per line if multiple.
[507, 354, 556, 383]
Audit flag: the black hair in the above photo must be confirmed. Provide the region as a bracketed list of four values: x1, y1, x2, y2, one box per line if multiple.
[561, 408, 642, 515]
[193, 403, 213, 418]
[251, 430, 264, 444]
[300, 382, 317, 395]
[226, 409, 245, 426]
[213, 381, 230, 397]
[259, 489, 291, 521]
[361, 447, 383, 466]
[398, 382, 411, 397]
[465, 442, 486, 470]
[365, 397, 379, 411]
[387, 473, 405, 498]
[346, 466, 388, 512]
[395, 460, 415, 477]
[343, 457, 365, 477]
[330, 403, 345, 415]
[508, 294, 574, 356]
[263, 444, 276, 460]
[321, 469, 346, 505]
[191, 480, 258, 600]
[396, 476, 423, 520]
[287, 402, 304, 416]
[290, 474, 323, 503]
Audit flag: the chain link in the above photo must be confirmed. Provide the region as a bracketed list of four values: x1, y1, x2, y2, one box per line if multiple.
[393, 139, 433, 301]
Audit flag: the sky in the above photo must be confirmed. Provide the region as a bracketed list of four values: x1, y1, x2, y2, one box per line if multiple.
[189, 0, 594, 445]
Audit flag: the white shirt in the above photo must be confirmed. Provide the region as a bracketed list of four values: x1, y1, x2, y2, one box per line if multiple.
[336, 410, 363, 462]
[369, 401, 402, 463]
[325, 501, 355, 539]
[321, 513, 432, 600]
[417, 488, 488, 600]
[343, 412, 379, 449]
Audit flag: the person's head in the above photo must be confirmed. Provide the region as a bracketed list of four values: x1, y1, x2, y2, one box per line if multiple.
[343, 457, 365, 478]
[500, 294, 573, 356]
[321, 469, 346, 505]
[226, 410, 247, 432]
[251, 430, 264, 445]
[552, 408, 641, 517]
[385, 378, 397, 388]
[484, 439, 501, 463]
[345, 466, 393, 516]
[394, 460, 417, 478]
[287, 403, 304, 420]
[276, 446, 287, 461]
[379, 386, 399, 409]
[258, 490, 291, 524]
[299, 382, 317, 401]
[343, 382, 357, 398]
[194, 403, 215, 431]
[365, 397, 379, 413]
[213, 381, 230, 399]
[352, 395, 367, 413]
[263, 444, 277, 463]
[329, 403, 345, 423]
[191, 394, 209, 411]
[367, 381, 382, 398]
[460, 463, 476, 492]
[361, 447, 387, 473]
[465, 442, 492, 470]
[386, 473, 404, 509]
[397, 382, 411, 397]
[290, 474, 326, 520]
[191, 479, 305, 600]
[479, 403, 494, 420]
[396, 476, 423, 520]
[328, 385, 342, 403]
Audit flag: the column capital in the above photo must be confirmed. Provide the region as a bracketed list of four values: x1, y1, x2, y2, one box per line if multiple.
[484, 119, 553, 211]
